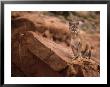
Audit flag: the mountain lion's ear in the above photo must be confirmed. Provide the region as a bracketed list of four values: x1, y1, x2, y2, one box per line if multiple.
[69, 21, 72, 25]
[78, 20, 84, 26]
[76, 22, 79, 25]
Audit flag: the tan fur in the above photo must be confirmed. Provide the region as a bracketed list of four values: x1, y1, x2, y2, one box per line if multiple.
[69, 20, 93, 59]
